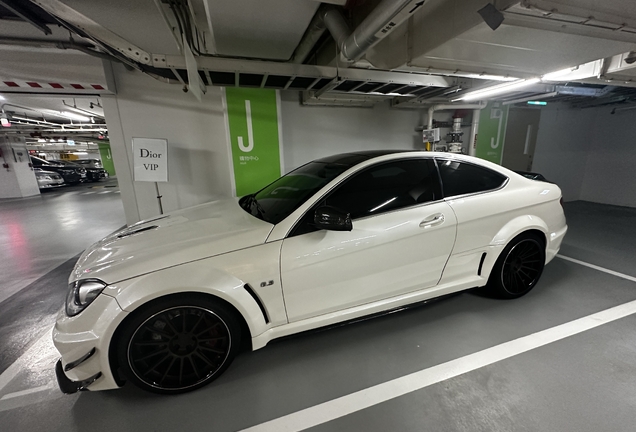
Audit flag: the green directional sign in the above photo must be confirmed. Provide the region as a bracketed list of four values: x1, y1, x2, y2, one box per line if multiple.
[475, 102, 509, 165]
[225, 88, 282, 197]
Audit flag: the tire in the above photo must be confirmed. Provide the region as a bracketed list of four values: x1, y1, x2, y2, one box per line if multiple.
[116, 294, 241, 394]
[486, 232, 546, 299]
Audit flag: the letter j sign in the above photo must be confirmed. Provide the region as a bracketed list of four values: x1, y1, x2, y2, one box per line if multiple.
[132, 137, 169, 182]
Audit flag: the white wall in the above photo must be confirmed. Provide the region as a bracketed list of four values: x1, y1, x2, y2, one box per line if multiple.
[102, 64, 233, 224]
[533, 107, 596, 202]
[280, 92, 427, 172]
[579, 108, 636, 207]
[533, 104, 636, 207]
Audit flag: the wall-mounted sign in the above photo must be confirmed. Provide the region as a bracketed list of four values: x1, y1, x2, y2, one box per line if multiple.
[132, 138, 168, 182]
[225, 88, 282, 196]
[475, 102, 509, 165]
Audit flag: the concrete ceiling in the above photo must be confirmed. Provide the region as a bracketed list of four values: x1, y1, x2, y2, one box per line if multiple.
[1, 0, 636, 108]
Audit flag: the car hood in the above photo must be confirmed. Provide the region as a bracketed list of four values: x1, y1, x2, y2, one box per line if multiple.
[71, 197, 274, 284]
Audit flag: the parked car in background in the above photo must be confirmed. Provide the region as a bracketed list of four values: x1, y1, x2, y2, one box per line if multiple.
[53, 151, 567, 395]
[73, 158, 103, 169]
[30, 156, 87, 184]
[34, 168, 65, 190]
[58, 159, 109, 182]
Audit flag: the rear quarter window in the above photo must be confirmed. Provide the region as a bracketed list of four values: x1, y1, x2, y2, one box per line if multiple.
[436, 159, 506, 198]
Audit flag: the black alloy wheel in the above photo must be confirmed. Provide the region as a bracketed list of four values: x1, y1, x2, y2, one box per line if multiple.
[117, 295, 241, 394]
[487, 233, 545, 299]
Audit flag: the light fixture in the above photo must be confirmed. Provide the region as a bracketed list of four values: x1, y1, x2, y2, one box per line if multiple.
[60, 111, 90, 122]
[453, 78, 541, 101]
[527, 101, 548, 106]
[1, 112, 10, 127]
[541, 60, 601, 82]
[0, 95, 5, 101]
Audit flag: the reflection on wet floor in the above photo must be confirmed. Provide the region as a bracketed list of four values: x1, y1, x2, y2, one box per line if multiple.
[0, 179, 125, 303]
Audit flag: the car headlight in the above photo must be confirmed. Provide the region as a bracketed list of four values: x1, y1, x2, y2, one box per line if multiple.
[66, 279, 107, 317]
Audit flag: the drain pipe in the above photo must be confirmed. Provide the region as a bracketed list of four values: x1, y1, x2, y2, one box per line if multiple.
[426, 102, 487, 156]
[321, 0, 428, 63]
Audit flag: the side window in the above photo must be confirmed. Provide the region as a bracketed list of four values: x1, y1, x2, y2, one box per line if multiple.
[325, 159, 437, 220]
[436, 159, 506, 197]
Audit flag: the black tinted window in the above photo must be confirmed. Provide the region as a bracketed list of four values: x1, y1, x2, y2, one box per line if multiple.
[325, 159, 437, 219]
[242, 162, 350, 224]
[436, 159, 506, 197]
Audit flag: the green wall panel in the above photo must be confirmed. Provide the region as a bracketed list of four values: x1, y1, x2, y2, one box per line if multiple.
[475, 102, 509, 165]
[226, 88, 281, 197]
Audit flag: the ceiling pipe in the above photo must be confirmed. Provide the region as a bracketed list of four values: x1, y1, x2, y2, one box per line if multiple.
[427, 102, 487, 129]
[321, 0, 428, 63]
[290, 9, 327, 64]
[425, 102, 487, 157]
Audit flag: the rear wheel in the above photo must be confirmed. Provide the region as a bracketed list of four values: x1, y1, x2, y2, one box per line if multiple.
[116, 294, 241, 394]
[487, 233, 545, 299]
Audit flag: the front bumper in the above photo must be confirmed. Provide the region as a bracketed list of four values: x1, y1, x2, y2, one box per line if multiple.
[55, 358, 102, 394]
[53, 293, 128, 392]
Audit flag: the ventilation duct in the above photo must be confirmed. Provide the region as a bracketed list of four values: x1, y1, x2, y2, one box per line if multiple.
[321, 0, 428, 63]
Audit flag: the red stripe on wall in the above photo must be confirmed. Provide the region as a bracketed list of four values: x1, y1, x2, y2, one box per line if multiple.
[3, 82, 19, 87]
[26, 82, 42, 88]
[49, 83, 64, 89]
[91, 84, 105, 90]
[70, 84, 84, 89]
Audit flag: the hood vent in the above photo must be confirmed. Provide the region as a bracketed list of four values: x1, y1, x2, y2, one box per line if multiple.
[117, 225, 158, 239]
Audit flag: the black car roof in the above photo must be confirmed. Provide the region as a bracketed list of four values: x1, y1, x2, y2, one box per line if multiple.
[313, 150, 416, 167]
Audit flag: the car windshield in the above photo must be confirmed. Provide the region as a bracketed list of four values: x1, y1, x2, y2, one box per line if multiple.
[240, 162, 350, 224]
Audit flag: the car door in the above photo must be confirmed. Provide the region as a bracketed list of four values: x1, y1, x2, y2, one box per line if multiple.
[280, 158, 457, 322]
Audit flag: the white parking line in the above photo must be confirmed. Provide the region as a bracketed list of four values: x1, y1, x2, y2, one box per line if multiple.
[98, 191, 112, 194]
[0, 382, 55, 401]
[557, 254, 636, 283]
[0, 329, 54, 393]
[240, 298, 636, 432]
[80, 192, 96, 195]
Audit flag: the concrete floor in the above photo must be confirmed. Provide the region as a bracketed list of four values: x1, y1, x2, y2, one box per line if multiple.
[0, 199, 635, 432]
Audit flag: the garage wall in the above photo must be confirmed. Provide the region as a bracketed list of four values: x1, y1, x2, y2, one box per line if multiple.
[279, 92, 426, 173]
[533, 107, 596, 202]
[579, 108, 636, 208]
[534, 105, 636, 208]
[102, 64, 233, 224]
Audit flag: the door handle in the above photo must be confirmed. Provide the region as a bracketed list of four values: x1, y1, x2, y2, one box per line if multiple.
[419, 213, 445, 228]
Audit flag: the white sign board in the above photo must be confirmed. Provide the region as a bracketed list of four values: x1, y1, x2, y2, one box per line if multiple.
[132, 138, 168, 182]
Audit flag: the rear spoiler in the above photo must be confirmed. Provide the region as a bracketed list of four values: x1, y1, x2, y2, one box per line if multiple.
[514, 170, 551, 182]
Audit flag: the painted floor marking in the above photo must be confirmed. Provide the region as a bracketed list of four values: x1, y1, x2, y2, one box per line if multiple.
[0, 383, 55, 401]
[98, 191, 112, 194]
[80, 192, 95, 195]
[0, 329, 53, 393]
[557, 254, 636, 283]
[241, 299, 636, 432]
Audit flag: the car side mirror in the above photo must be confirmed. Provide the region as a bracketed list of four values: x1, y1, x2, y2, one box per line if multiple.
[314, 206, 353, 232]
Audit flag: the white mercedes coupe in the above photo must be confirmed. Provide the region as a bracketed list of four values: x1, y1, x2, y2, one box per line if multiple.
[53, 151, 567, 394]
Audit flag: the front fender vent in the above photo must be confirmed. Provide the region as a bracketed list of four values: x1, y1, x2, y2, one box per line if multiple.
[243, 284, 269, 324]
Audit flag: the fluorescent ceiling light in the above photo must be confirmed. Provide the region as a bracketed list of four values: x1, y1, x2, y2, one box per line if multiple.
[1, 118, 10, 127]
[60, 111, 90, 122]
[0, 95, 5, 100]
[454, 78, 541, 101]
[541, 60, 601, 82]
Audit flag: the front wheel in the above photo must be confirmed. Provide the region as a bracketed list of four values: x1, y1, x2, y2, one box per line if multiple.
[116, 294, 241, 394]
[486, 233, 545, 299]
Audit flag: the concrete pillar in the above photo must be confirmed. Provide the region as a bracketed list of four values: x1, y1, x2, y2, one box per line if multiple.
[0, 135, 40, 199]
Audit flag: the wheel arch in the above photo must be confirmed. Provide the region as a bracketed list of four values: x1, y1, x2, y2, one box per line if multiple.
[491, 215, 548, 253]
[107, 290, 253, 388]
